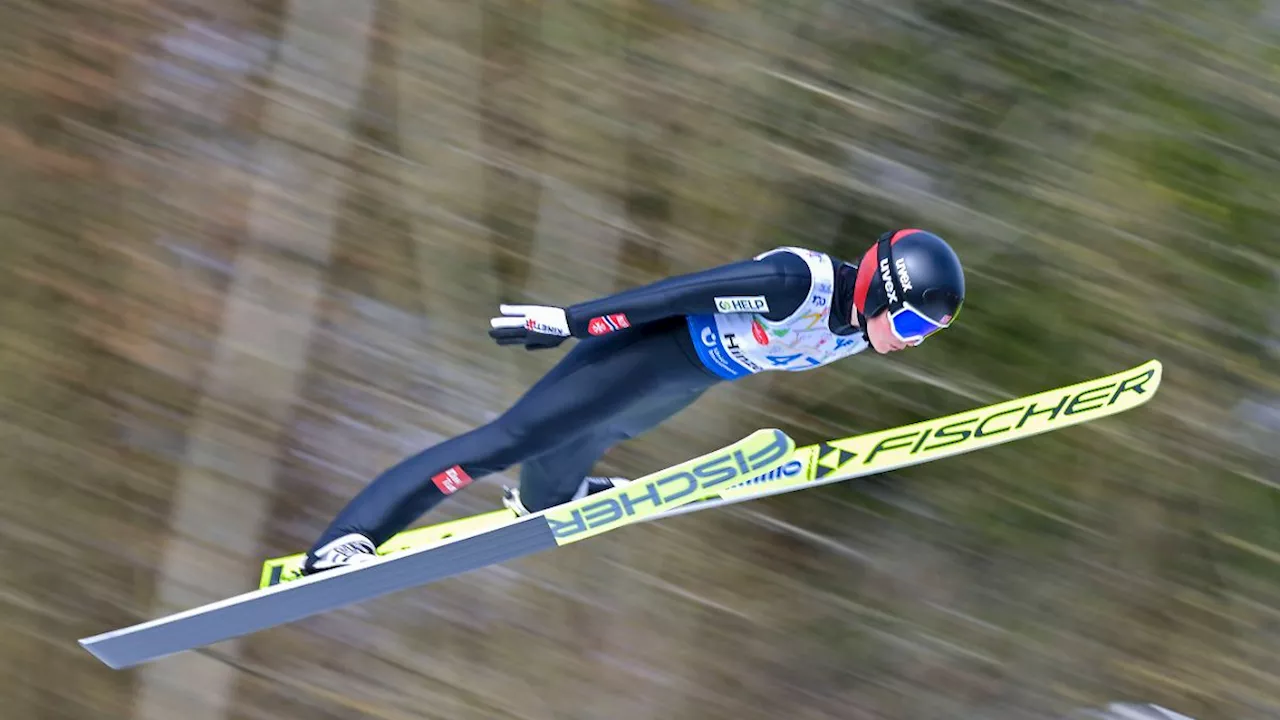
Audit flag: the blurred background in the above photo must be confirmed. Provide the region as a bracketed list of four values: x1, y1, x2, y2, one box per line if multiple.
[2, 0, 1278, 718]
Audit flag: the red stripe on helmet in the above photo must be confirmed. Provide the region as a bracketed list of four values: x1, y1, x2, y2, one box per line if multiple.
[853, 228, 924, 314]
[890, 228, 922, 244]
[852, 244, 878, 314]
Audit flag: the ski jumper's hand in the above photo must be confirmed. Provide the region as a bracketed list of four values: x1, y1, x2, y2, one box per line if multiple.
[489, 304, 572, 350]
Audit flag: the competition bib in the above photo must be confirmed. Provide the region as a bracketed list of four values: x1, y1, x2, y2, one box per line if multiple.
[686, 247, 867, 380]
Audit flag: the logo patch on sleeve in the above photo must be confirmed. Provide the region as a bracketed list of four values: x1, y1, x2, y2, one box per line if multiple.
[714, 296, 769, 313]
[432, 465, 473, 495]
[588, 313, 631, 336]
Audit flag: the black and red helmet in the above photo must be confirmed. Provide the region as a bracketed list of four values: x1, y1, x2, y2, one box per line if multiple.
[853, 229, 965, 343]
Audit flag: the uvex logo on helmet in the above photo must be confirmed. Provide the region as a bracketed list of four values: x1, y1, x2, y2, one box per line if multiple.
[895, 258, 913, 291]
[877, 257, 914, 303]
[878, 258, 898, 304]
[853, 228, 964, 325]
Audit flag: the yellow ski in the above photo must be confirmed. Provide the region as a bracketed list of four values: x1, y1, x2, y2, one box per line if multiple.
[261, 359, 1162, 588]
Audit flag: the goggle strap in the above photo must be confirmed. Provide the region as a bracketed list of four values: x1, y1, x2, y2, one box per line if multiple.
[876, 234, 906, 314]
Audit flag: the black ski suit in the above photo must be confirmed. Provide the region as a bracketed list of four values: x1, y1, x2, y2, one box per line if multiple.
[311, 250, 863, 553]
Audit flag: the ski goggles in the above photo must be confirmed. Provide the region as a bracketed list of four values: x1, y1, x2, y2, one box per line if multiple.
[887, 302, 953, 345]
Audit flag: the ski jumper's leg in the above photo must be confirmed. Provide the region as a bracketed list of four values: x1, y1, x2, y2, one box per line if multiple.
[309, 317, 719, 551]
[516, 382, 709, 512]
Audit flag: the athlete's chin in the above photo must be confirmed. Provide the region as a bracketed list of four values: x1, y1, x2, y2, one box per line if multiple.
[870, 339, 906, 354]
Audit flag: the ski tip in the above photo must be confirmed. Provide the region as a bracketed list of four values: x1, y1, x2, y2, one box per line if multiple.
[746, 427, 796, 459]
[748, 427, 794, 445]
[1133, 358, 1164, 398]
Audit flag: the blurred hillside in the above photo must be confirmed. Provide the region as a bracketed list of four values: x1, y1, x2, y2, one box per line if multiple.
[1, 0, 1277, 719]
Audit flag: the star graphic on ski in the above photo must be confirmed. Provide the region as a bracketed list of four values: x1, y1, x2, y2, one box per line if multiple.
[814, 441, 856, 478]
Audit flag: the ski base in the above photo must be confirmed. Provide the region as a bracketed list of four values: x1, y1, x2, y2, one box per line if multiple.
[79, 428, 795, 670]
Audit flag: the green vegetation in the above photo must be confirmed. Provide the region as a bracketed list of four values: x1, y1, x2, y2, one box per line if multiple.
[0, 0, 1276, 717]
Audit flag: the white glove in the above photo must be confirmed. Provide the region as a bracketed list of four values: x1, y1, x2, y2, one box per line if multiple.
[488, 304, 572, 350]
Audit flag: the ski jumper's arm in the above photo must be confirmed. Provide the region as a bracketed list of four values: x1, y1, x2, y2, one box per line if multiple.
[563, 252, 812, 336]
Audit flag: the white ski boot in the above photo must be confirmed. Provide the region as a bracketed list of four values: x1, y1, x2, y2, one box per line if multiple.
[302, 532, 378, 575]
[502, 476, 630, 516]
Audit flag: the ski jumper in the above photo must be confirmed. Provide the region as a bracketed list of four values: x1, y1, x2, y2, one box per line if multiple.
[310, 247, 869, 554]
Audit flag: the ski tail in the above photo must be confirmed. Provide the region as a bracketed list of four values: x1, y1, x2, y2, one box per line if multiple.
[80, 429, 796, 669]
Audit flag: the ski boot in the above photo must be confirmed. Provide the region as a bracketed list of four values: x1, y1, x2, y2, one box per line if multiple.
[302, 532, 378, 575]
[502, 476, 630, 516]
